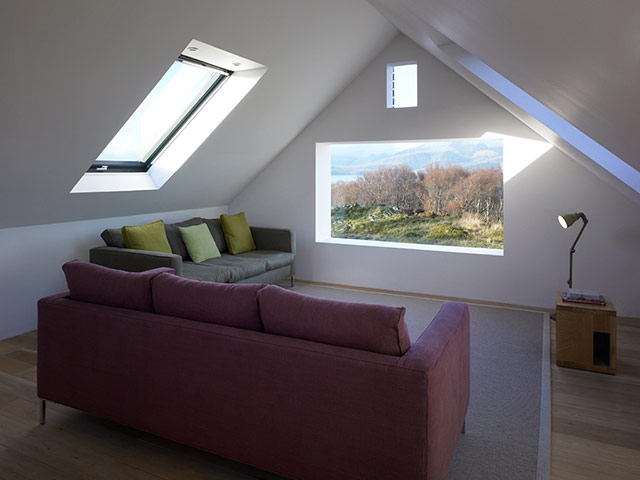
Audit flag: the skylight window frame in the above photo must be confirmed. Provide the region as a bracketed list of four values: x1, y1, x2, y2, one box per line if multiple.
[71, 39, 268, 194]
[88, 55, 232, 174]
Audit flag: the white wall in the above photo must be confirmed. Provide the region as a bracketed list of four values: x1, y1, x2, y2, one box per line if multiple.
[1, 0, 395, 230]
[231, 34, 640, 317]
[0, 206, 227, 340]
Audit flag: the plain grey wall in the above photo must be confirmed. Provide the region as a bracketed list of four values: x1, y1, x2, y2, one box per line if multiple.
[0, 0, 396, 229]
[0, 206, 227, 340]
[231, 35, 640, 317]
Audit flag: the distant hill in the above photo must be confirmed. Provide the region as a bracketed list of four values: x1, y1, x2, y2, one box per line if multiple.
[331, 139, 502, 177]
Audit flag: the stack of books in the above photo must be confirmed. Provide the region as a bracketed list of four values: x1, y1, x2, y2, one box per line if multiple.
[561, 289, 606, 306]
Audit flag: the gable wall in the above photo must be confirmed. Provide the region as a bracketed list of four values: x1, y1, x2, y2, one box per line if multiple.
[231, 35, 640, 317]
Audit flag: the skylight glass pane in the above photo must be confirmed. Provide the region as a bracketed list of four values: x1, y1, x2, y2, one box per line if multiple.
[96, 59, 222, 164]
[391, 64, 417, 108]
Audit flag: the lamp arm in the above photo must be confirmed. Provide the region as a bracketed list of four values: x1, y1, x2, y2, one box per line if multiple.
[567, 214, 588, 289]
[569, 215, 588, 253]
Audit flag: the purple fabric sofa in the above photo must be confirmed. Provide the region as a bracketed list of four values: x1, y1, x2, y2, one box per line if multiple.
[38, 261, 470, 480]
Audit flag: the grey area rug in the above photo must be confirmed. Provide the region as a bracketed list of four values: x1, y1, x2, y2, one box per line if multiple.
[292, 284, 549, 480]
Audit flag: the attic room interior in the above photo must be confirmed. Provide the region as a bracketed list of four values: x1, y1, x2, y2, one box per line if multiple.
[1, 0, 639, 479]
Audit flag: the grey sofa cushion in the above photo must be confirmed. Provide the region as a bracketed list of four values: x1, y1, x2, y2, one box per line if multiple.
[101, 228, 126, 248]
[181, 253, 267, 283]
[178, 261, 233, 283]
[164, 217, 203, 260]
[234, 250, 295, 271]
[203, 218, 228, 253]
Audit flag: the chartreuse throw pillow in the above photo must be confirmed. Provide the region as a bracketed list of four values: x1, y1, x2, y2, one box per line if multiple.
[178, 223, 221, 263]
[220, 212, 256, 255]
[121, 220, 172, 253]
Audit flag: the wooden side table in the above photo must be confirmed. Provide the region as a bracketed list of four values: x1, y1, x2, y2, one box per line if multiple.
[555, 291, 616, 374]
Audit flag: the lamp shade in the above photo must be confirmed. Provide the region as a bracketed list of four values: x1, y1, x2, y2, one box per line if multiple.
[558, 212, 582, 229]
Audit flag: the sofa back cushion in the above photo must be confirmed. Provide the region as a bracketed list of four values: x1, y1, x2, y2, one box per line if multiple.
[203, 218, 228, 253]
[257, 286, 411, 356]
[164, 217, 204, 260]
[62, 260, 174, 313]
[101, 228, 126, 248]
[152, 273, 264, 331]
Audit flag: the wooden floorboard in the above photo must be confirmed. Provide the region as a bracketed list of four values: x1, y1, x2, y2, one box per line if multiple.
[550, 322, 640, 479]
[0, 321, 639, 479]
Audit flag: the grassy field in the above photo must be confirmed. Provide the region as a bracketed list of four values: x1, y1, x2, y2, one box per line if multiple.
[331, 205, 503, 249]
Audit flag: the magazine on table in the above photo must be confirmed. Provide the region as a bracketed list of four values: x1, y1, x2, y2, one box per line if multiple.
[562, 288, 606, 305]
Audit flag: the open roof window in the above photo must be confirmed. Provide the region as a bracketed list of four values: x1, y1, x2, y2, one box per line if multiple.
[91, 56, 229, 173]
[72, 40, 267, 193]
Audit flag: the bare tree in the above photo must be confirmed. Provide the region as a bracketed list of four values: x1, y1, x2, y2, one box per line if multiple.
[332, 162, 502, 224]
[417, 163, 468, 215]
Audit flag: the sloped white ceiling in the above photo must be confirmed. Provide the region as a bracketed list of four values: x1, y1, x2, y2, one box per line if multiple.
[0, 0, 396, 229]
[369, 0, 640, 193]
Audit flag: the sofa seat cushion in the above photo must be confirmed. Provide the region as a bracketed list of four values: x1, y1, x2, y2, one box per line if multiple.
[258, 286, 411, 356]
[180, 262, 233, 283]
[180, 253, 268, 283]
[234, 250, 295, 271]
[200, 254, 267, 282]
[152, 273, 264, 331]
[62, 260, 174, 313]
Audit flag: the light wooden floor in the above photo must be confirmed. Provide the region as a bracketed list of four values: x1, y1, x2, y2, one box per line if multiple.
[1, 323, 639, 479]
[550, 320, 640, 479]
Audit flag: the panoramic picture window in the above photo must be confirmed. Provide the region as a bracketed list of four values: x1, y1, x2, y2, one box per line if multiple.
[328, 138, 504, 251]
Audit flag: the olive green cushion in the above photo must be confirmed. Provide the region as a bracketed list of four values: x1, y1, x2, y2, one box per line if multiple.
[122, 220, 172, 254]
[178, 223, 221, 263]
[220, 212, 256, 255]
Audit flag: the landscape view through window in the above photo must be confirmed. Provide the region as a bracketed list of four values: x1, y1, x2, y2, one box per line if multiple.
[330, 138, 504, 250]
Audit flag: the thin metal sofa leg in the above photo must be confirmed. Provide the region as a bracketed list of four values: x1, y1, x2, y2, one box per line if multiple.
[290, 276, 294, 288]
[39, 399, 46, 425]
[461, 420, 466, 434]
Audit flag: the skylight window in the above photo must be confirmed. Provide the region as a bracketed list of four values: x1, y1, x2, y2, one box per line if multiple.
[71, 40, 267, 194]
[92, 57, 229, 172]
[387, 63, 417, 108]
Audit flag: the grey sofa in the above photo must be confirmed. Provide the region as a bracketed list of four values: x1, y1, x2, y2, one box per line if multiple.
[90, 217, 295, 285]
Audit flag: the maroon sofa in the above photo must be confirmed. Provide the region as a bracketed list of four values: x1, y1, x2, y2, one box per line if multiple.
[38, 261, 470, 480]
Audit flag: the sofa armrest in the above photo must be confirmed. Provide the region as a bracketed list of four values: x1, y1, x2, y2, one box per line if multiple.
[89, 246, 183, 275]
[400, 301, 470, 480]
[250, 227, 296, 254]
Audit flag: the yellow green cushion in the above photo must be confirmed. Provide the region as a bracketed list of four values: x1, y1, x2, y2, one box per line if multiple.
[178, 223, 221, 263]
[122, 220, 172, 253]
[220, 212, 256, 255]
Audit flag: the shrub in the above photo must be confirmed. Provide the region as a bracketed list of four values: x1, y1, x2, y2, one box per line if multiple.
[456, 212, 484, 231]
[426, 224, 468, 240]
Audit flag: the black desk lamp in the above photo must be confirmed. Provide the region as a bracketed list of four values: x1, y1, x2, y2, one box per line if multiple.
[558, 212, 589, 289]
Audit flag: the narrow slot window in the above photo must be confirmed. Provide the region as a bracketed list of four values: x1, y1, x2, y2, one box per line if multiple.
[387, 63, 417, 108]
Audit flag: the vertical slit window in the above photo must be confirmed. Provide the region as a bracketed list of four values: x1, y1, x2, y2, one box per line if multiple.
[387, 63, 417, 109]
